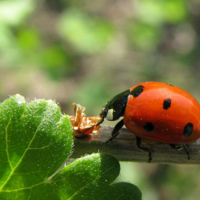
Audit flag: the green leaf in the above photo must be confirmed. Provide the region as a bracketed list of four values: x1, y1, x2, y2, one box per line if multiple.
[0, 95, 141, 199]
[0, 94, 73, 198]
[51, 153, 142, 200]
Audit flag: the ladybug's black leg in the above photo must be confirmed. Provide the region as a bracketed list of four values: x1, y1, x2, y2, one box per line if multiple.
[136, 136, 152, 163]
[169, 144, 183, 150]
[183, 144, 190, 160]
[169, 144, 190, 160]
[106, 119, 124, 143]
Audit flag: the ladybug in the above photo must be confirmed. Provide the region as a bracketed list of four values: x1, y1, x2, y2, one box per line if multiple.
[97, 82, 200, 162]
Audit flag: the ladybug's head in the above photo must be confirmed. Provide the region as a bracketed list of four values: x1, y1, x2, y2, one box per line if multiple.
[97, 89, 130, 125]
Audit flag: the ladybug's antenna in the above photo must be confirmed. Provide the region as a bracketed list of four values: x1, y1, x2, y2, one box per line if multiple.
[96, 118, 104, 126]
[96, 106, 108, 126]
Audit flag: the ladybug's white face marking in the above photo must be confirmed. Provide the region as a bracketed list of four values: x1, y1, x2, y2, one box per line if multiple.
[106, 109, 114, 121]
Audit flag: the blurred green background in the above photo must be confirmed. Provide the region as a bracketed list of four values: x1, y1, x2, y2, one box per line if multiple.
[1, 0, 200, 199]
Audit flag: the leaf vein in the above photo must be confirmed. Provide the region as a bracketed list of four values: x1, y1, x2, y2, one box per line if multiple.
[0, 105, 49, 191]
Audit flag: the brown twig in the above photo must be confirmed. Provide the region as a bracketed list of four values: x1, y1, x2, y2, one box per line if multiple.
[71, 125, 200, 164]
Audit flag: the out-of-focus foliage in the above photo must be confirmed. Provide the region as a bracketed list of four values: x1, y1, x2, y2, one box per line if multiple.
[1, 1, 200, 199]
[1, 0, 200, 109]
[58, 9, 115, 54]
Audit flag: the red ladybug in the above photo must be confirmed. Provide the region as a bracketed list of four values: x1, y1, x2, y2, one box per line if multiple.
[97, 82, 200, 161]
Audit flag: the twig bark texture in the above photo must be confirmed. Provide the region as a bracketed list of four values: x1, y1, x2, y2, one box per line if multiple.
[71, 126, 200, 164]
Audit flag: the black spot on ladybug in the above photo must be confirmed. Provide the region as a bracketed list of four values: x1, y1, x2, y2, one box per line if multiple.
[144, 122, 154, 132]
[130, 85, 144, 97]
[163, 98, 171, 109]
[168, 83, 174, 86]
[183, 123, 193, 137]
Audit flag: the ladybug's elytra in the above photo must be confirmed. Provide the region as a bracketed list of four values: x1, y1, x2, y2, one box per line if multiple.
[97, 82, 200, 161]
